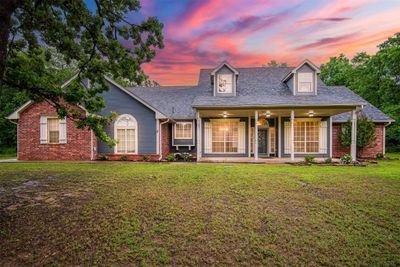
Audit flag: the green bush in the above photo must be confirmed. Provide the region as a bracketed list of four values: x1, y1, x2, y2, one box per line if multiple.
[324, 157, 333, 164]
[340, 154, 352, 164]
[304, 155, 315, 164]
[120, 155, 128, 161]
[99, 154, 109, 161]
[143, 155, 151, 162]
[182, 152, 191, 162]
[376, 152, 384, 159]
[166, 153, 176, 162]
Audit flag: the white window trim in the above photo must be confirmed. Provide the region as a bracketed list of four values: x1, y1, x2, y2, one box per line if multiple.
[297, 73, 314, 93]
[174, 122, 193, 140]
[40, 116, 67, 145]
[293, 118, 321, 154]
[217, 74, 233, 94]
[114, 114, 138, 155]
[207, 119, 244, 154]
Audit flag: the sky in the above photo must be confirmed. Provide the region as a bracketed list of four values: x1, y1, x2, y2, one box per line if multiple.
[126, 0, 400, 85]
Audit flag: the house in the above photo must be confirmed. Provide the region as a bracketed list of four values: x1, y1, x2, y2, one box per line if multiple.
[7, 60, 394, 161]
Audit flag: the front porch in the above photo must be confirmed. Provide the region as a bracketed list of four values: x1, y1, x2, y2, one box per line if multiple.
[196, 107, 360, 161]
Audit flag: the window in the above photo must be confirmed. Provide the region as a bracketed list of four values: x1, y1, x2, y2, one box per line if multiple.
[211, 120, 239, 153]
[115, 114, 137, 154]
[217, 74, 233, 94]
[294, 120, 319, 153]
[175, 122, 192, 139]
[298, 73, 313, 92]
[48, 118, 60, 143]
[40, 116, 66, 144]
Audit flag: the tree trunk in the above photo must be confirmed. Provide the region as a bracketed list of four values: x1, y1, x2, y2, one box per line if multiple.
[0, 0, 19, 96]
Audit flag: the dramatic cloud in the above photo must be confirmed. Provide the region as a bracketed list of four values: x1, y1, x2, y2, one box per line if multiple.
[136, 0, 400, 85]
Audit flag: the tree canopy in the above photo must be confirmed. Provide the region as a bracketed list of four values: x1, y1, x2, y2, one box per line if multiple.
[320, 33, 400, 152]
[0, 0, 164, 145]
[264, 60, 288, 68]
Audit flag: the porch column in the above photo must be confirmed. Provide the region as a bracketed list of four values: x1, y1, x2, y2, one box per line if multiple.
[329, 117, 333, 158]
[290, 110, 295, 161]
[248, 115, 251, 157]
[196, 112, 201, 161]
[278, 114, 281, 158]
[254, 110, 259, 160]
[351, 109, 357, 160]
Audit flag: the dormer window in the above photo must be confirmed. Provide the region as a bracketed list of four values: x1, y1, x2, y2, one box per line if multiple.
[298, 73, 313, 93]
[217, 74, 233, 94]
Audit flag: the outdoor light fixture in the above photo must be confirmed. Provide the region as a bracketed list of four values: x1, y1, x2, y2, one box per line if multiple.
[223, 111, 228, 118]
[265, 110, 271, 118]
[308, 110, 315, 117]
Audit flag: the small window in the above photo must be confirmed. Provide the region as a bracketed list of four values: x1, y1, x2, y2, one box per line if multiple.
[175, 122, 192, 139]
[48, 118, 60, 143]
[298, 73, 313, 92]
[217, 74, 233, 94]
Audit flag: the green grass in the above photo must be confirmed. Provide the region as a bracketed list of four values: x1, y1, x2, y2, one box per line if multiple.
[0, 157, 399, 266]
[0, 147, 16, 159]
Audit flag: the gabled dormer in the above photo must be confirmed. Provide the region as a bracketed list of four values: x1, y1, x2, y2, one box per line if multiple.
[282, 59, 320, 96]
[211, 62, 239, 96]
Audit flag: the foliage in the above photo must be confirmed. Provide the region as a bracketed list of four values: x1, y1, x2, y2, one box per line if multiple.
[120, 155, 128, 161]
[340, 154, 353, 164]
[263, 60, 288, 68]
[99, 154, 109, 161]
[165, 153, 176, 162]
[304, 155, 315, 164]
[376, 152, 384, 159]
[339, 114, 376, 155]
[324, 157, 333, 164]
[182, 152, 192, 162]
[320, 33, 400, 152]
[142, 155, 151, 162]
[1, 0, 164, 146]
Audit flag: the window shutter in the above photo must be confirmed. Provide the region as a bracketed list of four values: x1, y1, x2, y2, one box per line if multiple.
[319, 120, 327, 153]
[59, 118, 67, 144]
[238, 121, 246, 154]
[204, 122, 212, 153]
[284, 121, 291, 154]
[40, 116, 48, 144]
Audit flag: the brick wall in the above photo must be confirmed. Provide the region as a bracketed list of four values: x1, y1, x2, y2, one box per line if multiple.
[332, 123, 384, 158]
[161, 122, 171, 159]
[18, 102, 95, 161]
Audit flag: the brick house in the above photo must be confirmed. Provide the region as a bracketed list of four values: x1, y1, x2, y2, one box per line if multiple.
[7, 60, 394, 161]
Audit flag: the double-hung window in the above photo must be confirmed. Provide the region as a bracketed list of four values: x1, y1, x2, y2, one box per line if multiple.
[298, 73, 313, 93]
[115, 114, 137, 154]
[40, 116, 67, 144]
[174, 122, 192, 139]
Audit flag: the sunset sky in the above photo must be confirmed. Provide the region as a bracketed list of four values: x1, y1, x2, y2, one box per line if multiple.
[133, 0, 400, 85]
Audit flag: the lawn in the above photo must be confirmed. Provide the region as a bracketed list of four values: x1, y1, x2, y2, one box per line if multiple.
[0, 159, 399, 266]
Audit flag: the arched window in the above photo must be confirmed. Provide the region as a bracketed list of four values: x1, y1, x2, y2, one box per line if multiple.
[115, 114, 138, 154]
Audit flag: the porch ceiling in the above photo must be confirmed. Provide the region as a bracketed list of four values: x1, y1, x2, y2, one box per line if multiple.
[198, 107, 357, 118]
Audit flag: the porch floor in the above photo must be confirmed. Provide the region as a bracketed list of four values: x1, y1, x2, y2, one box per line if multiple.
[198, 157, 335, 164]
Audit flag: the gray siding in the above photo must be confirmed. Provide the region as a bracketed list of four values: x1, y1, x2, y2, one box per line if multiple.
[280, 117, 330, 158]
[97, 82, 157, 154]
[287, 76, 294, 94]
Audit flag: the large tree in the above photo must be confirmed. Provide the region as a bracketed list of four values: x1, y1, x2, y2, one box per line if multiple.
[320, 33, 400, 152]
[0, 0, 164, 145]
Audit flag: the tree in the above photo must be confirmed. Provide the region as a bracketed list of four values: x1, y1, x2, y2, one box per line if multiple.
[264, 60, 288, 68]
[0, 0, 164, 145]
[339, 114, 376, 157]
[320, 33, 400, 152]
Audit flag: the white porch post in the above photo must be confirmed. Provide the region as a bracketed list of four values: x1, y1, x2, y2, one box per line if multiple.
[351, 110, 357, 160]
[196, 112, 201, 161]
[267, 128, 271, 156]
[278, 114, 281, 158]
[329, 116, 333, 158]
[290, 110, 295, 161]
[254, 110, 259, 160]
[248, 115, 251, 157]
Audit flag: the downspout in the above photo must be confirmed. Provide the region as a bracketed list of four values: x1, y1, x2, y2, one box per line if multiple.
[159, 119, 171, 161]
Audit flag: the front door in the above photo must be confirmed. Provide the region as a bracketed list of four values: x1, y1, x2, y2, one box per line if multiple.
[258, 129, 268, 155]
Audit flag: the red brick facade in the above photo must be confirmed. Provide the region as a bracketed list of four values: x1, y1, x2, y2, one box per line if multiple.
[332, 123, 384, 158]
[161, 122, 171, 159]
[18, 102, 96, 161]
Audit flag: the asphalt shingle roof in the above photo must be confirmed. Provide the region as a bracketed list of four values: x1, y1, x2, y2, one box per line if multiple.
[127, 67, 393, 122]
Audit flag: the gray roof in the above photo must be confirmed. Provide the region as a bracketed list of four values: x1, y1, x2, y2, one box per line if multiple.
[127, 67, 393, 122]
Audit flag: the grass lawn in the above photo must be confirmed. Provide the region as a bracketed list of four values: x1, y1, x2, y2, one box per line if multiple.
[0, 158, 399, 266]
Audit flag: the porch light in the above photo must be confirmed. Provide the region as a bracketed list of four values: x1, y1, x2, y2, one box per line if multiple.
[265, 110, 271, 118]
[223, 111, 228, 118]
[308, 110, 315, 117]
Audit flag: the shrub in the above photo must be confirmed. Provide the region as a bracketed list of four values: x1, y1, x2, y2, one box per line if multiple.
[324, 157, 332, 164]
[166, 153, 176, 162]
[376, 152, 384, 159]
[304, 155, 315, 164]
[182, 152, 191, 162]
[120, 155, 128, 161]
[99, 154, 108, 161]
[340, 154, 352, 164]
[143, 155, 151, 162]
